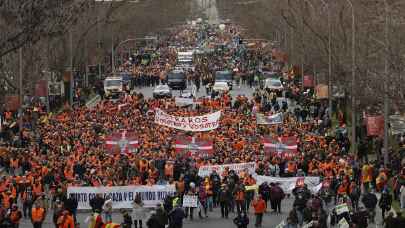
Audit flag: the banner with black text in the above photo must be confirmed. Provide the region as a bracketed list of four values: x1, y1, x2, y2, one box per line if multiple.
[67, 185, 175, 209]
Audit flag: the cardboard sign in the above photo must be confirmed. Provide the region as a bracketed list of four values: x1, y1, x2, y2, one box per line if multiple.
[182, 195, 198, 208]
[315, 84, 328, 99]
[366, 115, 384, 137]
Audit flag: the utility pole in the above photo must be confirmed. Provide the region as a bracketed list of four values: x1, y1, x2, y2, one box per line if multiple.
[345, 0, 356, 154]
[383, 0, 390, 166]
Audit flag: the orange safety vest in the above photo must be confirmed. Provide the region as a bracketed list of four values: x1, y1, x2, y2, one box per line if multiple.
[235, 191, 245, 201]
[31, 207, 45, 222]
[10, 210, 21, 223]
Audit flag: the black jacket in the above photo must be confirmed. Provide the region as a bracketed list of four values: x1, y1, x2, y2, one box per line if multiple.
[89, 196, 105, 212]
[362, 192, 377, 209]
[169, 207, 186, 228]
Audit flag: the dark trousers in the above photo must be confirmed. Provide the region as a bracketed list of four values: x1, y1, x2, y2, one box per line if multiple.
[23, 202, 32, 217]
[185, 207, 194, 220]
[33, 222, 42, 228]
[236, 200, 245, 214]
[134, 220, 142, 228]
[274, 199, 282, 213]
[220, 202, 229, 218]
[255, 213, 263, 227]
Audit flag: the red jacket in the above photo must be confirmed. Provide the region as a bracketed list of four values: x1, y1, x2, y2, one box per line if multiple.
[252, 199, 266, 214]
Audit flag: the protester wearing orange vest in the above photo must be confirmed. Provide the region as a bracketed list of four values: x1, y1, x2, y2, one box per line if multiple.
[57, 210, 75, 228]
[9, 204, 22, 227]
[234, 183, 246, 215]
[31, 203, 46, 228]
[252, 194, 266, 227]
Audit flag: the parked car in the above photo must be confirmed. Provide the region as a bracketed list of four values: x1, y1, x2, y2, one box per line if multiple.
[153, 84, 172, 98]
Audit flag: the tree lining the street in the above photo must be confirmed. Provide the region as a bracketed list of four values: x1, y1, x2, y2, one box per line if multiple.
[218, 0, 405, 112]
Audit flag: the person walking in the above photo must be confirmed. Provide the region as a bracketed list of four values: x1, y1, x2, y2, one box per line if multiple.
[9, 204, 22, 228]
[132, 195, 146, 228]
[252, 194, 266, 227]
[90, 194, 105, 213]
[269, 183, 285, 214]
[379, 188, 392, 219]
[168, 203, 186, 228]
[362, 189, 378, 224]
[234, 184, 246, 215]
[219, 184, 231, 218]
[31, 203, 46, 228]
[102, 196, 113, 223]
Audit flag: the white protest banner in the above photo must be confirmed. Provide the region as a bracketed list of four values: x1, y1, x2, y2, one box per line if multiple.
[154, 108, 221, 132]
[198, 162, 256, 177]
[335, 203, 350, 215]
[67, 185, 175, 210]
[175, 97, 194, 107]
[254, 175, 320, 194]
[182, 195, 198, 208]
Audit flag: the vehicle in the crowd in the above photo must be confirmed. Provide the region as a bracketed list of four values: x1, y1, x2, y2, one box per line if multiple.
[262, 71, 281, 79]
[177, 51, 193, 65]
[264, 78, 283, 91]
[104, 77, 124, 98]
[212, 81, 230, 93]
[180, 90, 193, 98]
[167, 70, 187, 90]
[153, 84, 172, 99]
[215, 70, 233, 90]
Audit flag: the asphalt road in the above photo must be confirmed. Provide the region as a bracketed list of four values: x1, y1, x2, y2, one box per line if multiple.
[17, 196, 385, 228]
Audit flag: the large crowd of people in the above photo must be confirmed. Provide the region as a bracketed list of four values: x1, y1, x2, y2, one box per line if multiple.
[0, 22, 404, 228]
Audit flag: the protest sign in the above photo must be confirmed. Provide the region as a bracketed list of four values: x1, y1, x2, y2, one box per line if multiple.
[175, 97, 194, 107]
[154, 108, 221, 132]
[315, 84, 328, 99]
[182, 195, 198, 208]
[198, 162, 256, 177]
[366, 115, 384, 137]
[255, 176, 320, 193]
[256, 113, 283, 125]
[335, 203, 350, 215]
[67, 185, 175, 209]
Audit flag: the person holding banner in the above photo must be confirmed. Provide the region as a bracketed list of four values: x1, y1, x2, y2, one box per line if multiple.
[132, 195, 146, 228]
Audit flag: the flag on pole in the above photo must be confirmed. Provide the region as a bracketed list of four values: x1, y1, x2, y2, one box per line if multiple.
[174, 136, 213, 158]
[262, 136, 298, 158]
[256, 113, 283, 125]
[105, 131, 139, 155]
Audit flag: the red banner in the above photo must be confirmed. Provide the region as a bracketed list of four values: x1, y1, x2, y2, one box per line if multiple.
[105, 131, 139, 155]
[35, 80, 48, 97]
[366, 115, 384, 137]
[303, 75, 314, 88]
[174, 136, 213, 158]
[4, 95, 20, 111]
[262, 136, 298, 158]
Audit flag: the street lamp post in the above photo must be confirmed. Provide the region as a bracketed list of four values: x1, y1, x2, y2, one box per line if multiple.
[345, 0, 356, 154]
[319, 0, 333, 119]
[383, 0, 390, 166]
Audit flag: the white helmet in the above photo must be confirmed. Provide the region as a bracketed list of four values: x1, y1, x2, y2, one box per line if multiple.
[189, 182, 195, 188]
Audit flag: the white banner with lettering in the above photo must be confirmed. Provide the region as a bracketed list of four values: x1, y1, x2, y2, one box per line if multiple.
[67, 185, 175, 209]
[254, 175, 320, 194]
[198, 162, 256, 177]
[154, 108, 221, 132]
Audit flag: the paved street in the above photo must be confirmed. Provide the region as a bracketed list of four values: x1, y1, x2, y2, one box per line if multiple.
[17, 196, 386, 228]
